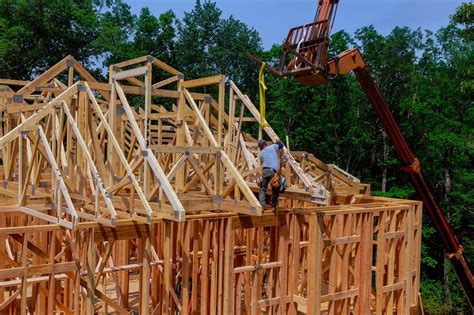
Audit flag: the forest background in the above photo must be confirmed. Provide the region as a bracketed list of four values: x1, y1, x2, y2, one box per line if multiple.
[1, 0, 472, 313]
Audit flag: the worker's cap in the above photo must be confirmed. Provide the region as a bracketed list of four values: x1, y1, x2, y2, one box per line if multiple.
[258, 139, 266, 148]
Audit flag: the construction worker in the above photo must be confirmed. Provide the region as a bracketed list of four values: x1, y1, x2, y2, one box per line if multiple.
[258, 139, 283, 209]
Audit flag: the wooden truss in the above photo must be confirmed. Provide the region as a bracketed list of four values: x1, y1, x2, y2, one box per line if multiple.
[0, 56, 422, 314]
[0, 55, 370, 227]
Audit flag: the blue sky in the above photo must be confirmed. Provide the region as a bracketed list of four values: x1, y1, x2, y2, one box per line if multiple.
[125, 0, 464, 49]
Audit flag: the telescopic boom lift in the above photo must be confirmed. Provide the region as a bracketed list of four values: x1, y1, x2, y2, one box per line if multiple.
[248, 0, 473, 307]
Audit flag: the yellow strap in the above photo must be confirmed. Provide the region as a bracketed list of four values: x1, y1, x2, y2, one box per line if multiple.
[259, 63, 269, 127]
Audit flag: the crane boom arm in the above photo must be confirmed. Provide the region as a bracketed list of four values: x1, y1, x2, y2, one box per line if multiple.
[328, 48, 474, 307]
[249, 1, 474, 304]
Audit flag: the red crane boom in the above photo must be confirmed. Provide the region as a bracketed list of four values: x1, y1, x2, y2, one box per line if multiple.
[248, 0, 474, 307]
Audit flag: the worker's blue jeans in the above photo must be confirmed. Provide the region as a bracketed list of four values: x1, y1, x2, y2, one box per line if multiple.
[259, 168, 279, 208]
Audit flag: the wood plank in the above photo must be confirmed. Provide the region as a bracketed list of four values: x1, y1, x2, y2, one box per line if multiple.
[307, 214, 323, 315]
[182, 75, 225, 89]
[0, 262, 78, 280]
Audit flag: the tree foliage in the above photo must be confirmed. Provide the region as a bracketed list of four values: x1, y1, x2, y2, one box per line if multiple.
[0, 0, 122, 79]
[174, 0, 262, 92]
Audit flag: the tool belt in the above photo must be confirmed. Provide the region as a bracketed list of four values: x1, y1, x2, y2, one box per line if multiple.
[269, 172, 281, 189]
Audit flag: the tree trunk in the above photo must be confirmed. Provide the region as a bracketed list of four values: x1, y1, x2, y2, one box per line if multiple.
[445, 168, 452, 200]
[381, 134, 388, 193]
[443, 147, 453, 308]
[444, 146, 452, 201]
[444, 259, 452, 308]
[370, 143, 377, 182]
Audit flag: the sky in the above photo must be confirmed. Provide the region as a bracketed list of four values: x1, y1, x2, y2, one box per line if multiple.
[125, 0, 465, 49]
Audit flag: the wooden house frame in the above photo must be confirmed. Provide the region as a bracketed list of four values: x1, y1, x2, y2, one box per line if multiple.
[0, 56, 422, 314]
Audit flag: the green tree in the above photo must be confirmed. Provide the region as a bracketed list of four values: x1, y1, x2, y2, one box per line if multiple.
[94, 1, 136, 65]
[175, 0, 222, 78]
[354, 26, 423, 192]
[416, 9, 473, 312]
[211, 16, 262, 92]
[452, 2, 474, 41]
[175, 0, 262, 93]
[96, 5, 177, 68]
[0, 0, 122, 79]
